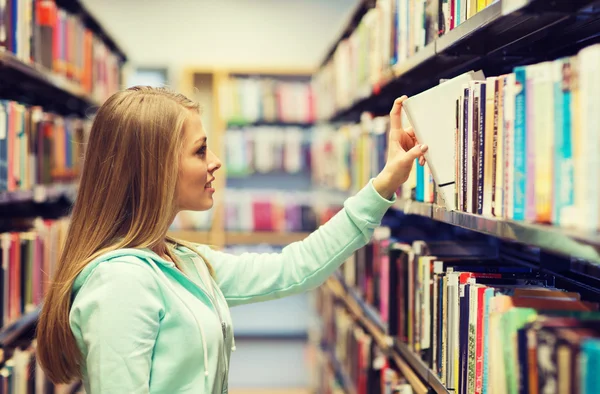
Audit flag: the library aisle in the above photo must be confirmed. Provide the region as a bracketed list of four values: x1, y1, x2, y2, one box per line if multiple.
[1, 0, 600, 393]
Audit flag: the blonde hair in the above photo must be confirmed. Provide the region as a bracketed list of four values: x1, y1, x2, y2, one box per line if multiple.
[37, 86, 213, 384]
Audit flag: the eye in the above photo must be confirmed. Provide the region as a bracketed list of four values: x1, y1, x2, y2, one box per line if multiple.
[196, 145, 207, 157]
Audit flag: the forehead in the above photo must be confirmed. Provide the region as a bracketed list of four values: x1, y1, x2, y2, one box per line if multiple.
[184, 112, 206, 142]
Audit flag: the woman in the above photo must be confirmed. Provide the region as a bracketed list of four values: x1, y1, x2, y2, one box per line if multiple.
[36, 86, 427, 393]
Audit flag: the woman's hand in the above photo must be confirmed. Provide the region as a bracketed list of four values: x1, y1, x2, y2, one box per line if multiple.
[373, 96, 428, 200]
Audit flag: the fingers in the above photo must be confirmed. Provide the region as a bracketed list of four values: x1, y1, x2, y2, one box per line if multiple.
[390, 95, 408, 132]
[401, 144, 429, 166]
[399, 126, 417, 151]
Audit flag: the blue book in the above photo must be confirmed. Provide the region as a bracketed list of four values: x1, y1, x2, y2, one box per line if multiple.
[582, 339, 600, 393]
[552, 58, 574, 225]
[416, 159, 425, 202]
[513, 66, 527, 221]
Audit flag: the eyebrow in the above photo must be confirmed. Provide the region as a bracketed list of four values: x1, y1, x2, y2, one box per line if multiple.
[194, 137, 207, 145]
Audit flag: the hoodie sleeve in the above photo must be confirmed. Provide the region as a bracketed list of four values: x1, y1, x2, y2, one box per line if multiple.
[69, 260, 165, 394]
[197, 179, 395, 307]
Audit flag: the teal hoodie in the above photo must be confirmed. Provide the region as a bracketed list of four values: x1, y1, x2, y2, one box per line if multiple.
[69, 179, 395, 393]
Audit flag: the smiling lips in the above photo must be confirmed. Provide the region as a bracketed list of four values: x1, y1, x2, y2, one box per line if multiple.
[205, 179, 214, 189]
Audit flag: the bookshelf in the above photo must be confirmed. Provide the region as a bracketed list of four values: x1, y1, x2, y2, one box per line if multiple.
[394, 199, 600, 264]
[323, 0, 600, 122]
[176, 66, 318, 248]
[168, 230, 310, 246]
[0, 0, 127, 389]
[311, 0, 600, 393]
[328, 275, 435, 394]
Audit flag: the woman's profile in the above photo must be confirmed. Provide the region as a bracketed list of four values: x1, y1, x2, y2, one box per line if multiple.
[35, 86, 427, 394]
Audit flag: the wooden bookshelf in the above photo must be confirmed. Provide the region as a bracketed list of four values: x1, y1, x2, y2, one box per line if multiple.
[178, 66, 315, 248]
[226, 232, 310, 246]
[169, 231, 310, 247]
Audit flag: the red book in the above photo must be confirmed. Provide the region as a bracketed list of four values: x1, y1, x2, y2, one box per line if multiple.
[252, 201, 274, 232]
[9, 233, 21, 322]
[475, 286, 486, 394]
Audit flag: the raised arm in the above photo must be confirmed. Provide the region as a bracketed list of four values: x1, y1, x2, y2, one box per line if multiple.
[197, 96, 428, 307]
[198, 179, 394, 306]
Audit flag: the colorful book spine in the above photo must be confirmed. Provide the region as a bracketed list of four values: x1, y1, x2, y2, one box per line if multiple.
[512, 66, 527, 221]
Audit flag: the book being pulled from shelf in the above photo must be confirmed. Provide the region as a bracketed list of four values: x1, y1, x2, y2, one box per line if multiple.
[339, 231, 600, 394]
[218, 75, 314, 125]
[0, 100, 91, 194]
[1, 0, 122, 102]
[399, 43, 600, 232]
[311, 113, 388, 195]
[0, 340, 82, 394]
[225, 126, 312, 177]
[311, 286, 414, 394]
[0, 218, 68, 331]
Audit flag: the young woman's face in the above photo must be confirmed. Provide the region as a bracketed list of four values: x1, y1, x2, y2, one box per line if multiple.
[176, 112, 221, 212]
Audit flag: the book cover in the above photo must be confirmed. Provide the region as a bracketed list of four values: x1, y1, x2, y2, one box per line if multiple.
[513, 67, 527, 221]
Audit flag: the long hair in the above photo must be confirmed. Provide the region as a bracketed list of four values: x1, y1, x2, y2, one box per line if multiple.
[36, 86, 213, 384]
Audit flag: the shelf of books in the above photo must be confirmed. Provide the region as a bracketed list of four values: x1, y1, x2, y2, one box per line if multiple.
[174, 67, 348, 248]
[0, 0, 127, 391]
[310, 0, 600, 393]
[311, 233, 600, 394]
[314, 0, 600, 122]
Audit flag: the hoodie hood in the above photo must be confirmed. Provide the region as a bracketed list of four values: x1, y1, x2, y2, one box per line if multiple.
[72, 248, 174, 295]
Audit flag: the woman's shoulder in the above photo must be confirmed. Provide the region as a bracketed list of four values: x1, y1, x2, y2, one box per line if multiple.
[72, 248, 167, 299]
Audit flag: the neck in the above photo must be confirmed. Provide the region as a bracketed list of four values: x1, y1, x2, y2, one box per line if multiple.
[150, 239, 170, 260]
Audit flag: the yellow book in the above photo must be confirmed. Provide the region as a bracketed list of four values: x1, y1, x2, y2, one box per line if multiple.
[533, 62, 554, 223]
[477, 0, 487, 11]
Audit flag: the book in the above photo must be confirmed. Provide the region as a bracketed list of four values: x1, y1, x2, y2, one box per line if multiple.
[401, 70, 485, 211]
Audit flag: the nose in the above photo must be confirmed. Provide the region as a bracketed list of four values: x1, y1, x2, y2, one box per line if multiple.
[208, 149, 222, 173]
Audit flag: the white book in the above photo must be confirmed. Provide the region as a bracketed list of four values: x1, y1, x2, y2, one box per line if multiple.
[503, 73, 517, 219]
[446, 271, 460, 390]
[402, 70, 485, 211]
[533, 62, 554, 223]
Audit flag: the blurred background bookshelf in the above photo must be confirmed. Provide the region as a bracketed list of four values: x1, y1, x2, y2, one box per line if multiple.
[2, 0, 600, 392]
[0, 0, 127, 391]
